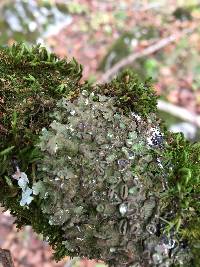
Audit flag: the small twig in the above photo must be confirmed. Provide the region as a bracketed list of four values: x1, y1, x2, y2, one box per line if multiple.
[158, 100, 200, 128]
[135, 2, 164, 11]
[97, 26, 197, 84]
[0, 249, 15, 267]
[97, 26, 199, 125]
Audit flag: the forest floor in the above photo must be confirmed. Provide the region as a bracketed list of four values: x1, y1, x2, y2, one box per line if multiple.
[1, 0, 200, 266]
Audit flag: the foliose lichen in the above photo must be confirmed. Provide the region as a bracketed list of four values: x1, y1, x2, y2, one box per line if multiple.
[0, 44, 200, 267]
[35, 90, 165, 266]
[0, 43, 82, 177]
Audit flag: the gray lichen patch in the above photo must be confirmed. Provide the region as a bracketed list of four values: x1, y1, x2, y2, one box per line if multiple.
[0, 44, 199, 267]
[35, 90, 171, 266]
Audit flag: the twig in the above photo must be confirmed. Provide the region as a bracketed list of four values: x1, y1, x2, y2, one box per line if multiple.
[135, 2, 164, 11]
[0, 249, 15, 267]
[97, 26, 197, 84]
[158, 100, 200, 128]
[97, 26, 200, 125]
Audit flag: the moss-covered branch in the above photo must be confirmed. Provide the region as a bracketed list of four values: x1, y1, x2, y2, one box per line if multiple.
[0, 44, 200, 267]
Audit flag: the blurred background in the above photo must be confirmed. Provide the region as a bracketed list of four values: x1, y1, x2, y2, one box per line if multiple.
[0, 0, 200, 266]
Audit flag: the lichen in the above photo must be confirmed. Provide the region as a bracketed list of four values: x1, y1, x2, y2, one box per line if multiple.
[0, 44, 200, 267]
[0, 43, 82, 200]
[0, 43, 82, 178]
[12, 167, 33, 206]
[93, 70, 157, 117]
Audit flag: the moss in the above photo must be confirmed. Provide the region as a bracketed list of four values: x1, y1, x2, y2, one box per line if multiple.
[0, 43, 82, 145]
[0, 43, 82, 176]
[0, 188, 70, 260]
[0, 43, 82, 260]
[0, 43, 200, 267]
[160, 132, 200, 264]
[92, 69, 157, 118]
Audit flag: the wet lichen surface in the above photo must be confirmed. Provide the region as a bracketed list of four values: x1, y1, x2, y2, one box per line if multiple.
[0, 44, 200, 267]
[37, 91, 164, 266]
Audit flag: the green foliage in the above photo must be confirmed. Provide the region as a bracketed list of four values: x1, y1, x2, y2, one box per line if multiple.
[173, 4, 200, 22]
[66, 2, 88, 14]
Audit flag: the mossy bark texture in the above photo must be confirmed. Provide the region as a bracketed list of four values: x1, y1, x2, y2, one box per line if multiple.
[0, 44, 200, 267]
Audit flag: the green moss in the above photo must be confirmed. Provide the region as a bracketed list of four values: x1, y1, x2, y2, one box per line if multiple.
[160, 132, 200, 264]
[0, 43, 200, 267]
[92, 70, 157, 117]
[0, 43, 82, 176]
[0, 43, 82, 260]
[0, 188, 70, 260]
[0, 43, 82, 145]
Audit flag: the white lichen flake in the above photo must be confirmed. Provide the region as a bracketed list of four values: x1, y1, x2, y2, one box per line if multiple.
[12, 168, 33, 207]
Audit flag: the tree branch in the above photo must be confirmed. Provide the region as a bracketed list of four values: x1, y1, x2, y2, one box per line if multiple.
[97, 26, 197, 84]
[158, 99, 200, 127]
[97, 26, 200, 126]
